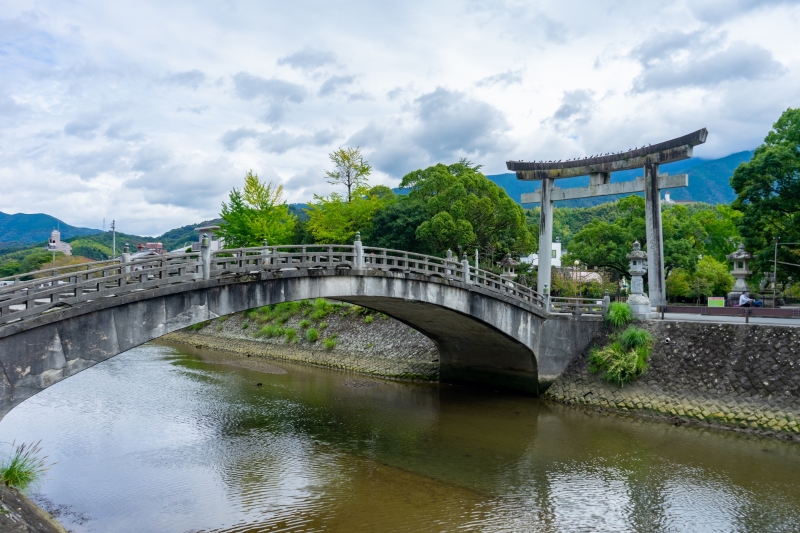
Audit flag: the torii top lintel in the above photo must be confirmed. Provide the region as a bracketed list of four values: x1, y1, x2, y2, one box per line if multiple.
[506, 128, 708, 181]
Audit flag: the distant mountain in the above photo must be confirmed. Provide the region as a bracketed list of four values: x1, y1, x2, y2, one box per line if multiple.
[0, 212, 102, 251]
[485, 150, 753, 208]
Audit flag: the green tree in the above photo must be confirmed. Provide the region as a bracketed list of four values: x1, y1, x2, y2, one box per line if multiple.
[369, 196, 432, 253]
[219, 171, 296, 248]
[306, 186, 395, 244]
[666, 269, 692, 300]
[70, 239, 113, 260]
[565, 196, 646, 277]
[326, 147, 372, 203]
[400, 161, 533, 258]
[694, 256, 735, 297]
[731, 107, 800, 281]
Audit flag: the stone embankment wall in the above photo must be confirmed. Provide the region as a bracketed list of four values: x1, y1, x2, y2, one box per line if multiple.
[163, 304, 440, 381]
[545, 321, 800, 439]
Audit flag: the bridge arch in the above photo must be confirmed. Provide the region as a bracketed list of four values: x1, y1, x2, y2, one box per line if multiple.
[0, 269, 571, 419]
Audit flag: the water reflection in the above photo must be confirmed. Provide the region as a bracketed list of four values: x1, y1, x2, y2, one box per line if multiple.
[1, 341, 798, 532]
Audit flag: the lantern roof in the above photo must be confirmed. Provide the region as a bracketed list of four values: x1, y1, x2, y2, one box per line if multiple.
[498, 253, 520, 267]
[726, 243, 752, 261]
[626, 240, 647, 260]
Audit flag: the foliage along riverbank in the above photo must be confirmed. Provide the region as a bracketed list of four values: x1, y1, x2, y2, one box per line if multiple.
[164, 300, 440, 382]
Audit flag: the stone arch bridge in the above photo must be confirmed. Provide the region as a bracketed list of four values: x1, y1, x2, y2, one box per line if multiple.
[0, 242, 605, 420]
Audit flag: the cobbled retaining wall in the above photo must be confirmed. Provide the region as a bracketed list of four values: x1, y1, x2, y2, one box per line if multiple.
[163, 307, 440, 381]
[545, 321, 800, 439]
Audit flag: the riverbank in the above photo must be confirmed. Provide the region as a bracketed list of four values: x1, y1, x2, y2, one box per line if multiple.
[0, 483, 67, 533]
[163, 300, 439, 382]
[545, 320, 800, 441]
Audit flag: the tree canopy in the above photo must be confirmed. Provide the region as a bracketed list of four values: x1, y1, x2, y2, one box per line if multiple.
[731, 107, 800, 280]
[218, 171, 296, 248]
[306, 185, 395, 244]
[399, 161, 534, 258]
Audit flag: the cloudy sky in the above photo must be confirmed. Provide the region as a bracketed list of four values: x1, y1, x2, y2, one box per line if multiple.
[1, 0, 799, 236]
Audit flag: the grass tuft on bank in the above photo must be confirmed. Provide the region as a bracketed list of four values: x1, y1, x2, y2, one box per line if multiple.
[605, 302, 633, 328]
[589, 326, 653, 387]
[0, 441, 52, 493]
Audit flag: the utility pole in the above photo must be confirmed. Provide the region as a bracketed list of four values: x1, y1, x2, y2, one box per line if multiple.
[774, 237, 779, 308]
[111, 220, 116, 259]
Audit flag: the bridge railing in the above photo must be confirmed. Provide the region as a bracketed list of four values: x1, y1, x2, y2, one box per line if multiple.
[549, 296, 606, 315]
[211, 245, 356, 274]
[0, 253, 203, 325]
[361, 247, 546, 308]
[0, 241, 549, 325]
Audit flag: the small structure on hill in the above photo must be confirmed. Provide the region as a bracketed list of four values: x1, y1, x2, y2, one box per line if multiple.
[45, 229, 71, 256]
[627, 241, 651, 319]
[726, 243, 753, 306]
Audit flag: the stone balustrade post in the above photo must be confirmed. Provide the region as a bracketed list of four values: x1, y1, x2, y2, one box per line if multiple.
[602, 289, 610, 315]
[446, 249, 453, 276]
[261, 239, 270, 267]
[543, 283, 550, 313]
[354, 232, 364, 269]
[462, 253, 471, 284]
[121, 244, 131, 275]
[201, 233, 211, 280]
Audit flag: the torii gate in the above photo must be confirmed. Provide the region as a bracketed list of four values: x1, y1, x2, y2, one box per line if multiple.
[507, 128, 708, 308]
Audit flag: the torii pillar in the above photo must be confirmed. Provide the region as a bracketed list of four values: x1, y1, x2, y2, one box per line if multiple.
[643, 156, 665, 307]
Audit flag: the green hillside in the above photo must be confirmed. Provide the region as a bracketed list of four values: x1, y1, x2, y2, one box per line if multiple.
[0, 212, 102, 251]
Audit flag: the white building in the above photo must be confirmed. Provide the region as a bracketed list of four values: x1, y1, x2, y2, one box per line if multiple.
[191, 226, 225, 252]
[521, 241, 562, 267]
[45, 229, 72, 256]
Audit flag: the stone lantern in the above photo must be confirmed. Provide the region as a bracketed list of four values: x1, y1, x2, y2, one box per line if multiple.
[498, 253, 519, 280]
[726, 243, 752, 305]
[626, 240, 651, 319]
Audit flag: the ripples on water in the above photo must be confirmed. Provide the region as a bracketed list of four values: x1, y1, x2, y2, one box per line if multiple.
[1, 341, 799, 532]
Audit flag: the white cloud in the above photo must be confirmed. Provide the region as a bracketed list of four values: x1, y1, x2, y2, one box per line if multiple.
[0, 0, 799, 235]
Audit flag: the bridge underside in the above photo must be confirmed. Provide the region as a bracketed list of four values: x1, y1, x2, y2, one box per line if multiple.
[0, 269, 604, 420]
[338, 296, 539, 392]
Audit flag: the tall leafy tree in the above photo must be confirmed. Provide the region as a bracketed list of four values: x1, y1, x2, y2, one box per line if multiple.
[306, 186, 395, 244]
[326, 147, 372, 203]
[731, 107, 800, 281]
[400, 161, 534, 258]
[219, 171, 296, 248]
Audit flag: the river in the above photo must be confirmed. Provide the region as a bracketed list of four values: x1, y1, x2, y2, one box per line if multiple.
[1, 341, 799, 532]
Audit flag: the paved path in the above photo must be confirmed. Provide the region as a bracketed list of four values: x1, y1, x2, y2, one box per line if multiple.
[656, 312, 800, 327]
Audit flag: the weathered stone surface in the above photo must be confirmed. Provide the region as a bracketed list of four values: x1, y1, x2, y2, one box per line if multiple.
[546, 321, 800, 438]
[0, 269, 605, 420]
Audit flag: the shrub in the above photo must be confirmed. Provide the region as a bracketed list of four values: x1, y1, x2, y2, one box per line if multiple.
[311, 298, 333, 320]
[322, 335, 338, 350]
[364, 315, 374, 324]
[319, 322, 328, 330]
[218, 315, 229, 323]
[0, 441, 52, 492]
[258, 324, 284, 339]
[306, 328, 319, 342]
[618, 327, 653, 351]
[187, 321, 206, 331]
[284, 328, 297, 343]
[242, 323, 249, 330]
[588, 326, 652, 386]
[299, 320, 311, 329]
[606, 302, 633, 328]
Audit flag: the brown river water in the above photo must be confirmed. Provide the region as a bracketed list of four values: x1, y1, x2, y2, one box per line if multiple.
[1, 341, 799, 532]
